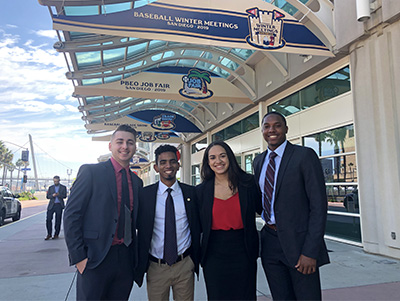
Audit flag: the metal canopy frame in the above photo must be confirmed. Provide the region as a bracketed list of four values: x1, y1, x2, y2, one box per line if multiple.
[39, 0, 335, 139]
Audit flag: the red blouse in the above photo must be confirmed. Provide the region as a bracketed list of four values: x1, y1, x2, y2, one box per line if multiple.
[211, 192, 244, 230]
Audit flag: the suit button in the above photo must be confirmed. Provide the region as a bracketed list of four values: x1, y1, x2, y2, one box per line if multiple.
[111, 234, 114, 238]
[114, 219, 117, 223]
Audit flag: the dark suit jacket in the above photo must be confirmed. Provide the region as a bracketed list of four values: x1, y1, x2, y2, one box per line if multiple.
[63, 160, 143, 270]
[135, 181, 201, 287]
[196, 173, 262, 266]
[253, 142, 330, 267]
[46, 184, 67, 210]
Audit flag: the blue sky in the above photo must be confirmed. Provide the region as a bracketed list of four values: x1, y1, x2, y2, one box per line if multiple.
[0, 0, 110, 181]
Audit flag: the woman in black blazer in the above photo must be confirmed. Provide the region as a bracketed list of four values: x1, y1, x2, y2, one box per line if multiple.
[196, 141, 262, 300]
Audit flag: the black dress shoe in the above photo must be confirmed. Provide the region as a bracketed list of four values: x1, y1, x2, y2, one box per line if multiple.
[52, 235, 59, 239]
[44, 235, 52, 240]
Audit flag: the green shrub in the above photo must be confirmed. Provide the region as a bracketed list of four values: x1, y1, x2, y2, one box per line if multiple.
[18, 191, 37, 200]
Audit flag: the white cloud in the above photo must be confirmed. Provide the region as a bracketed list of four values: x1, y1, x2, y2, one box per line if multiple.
[6, 24, 18, 29]
[0, 29, 104, 179]
[35, 29, 57, 39]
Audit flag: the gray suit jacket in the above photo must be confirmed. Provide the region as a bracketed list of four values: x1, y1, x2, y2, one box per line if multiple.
[63, 160, 143, 269]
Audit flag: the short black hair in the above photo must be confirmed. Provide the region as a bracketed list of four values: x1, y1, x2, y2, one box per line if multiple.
[53, 176, 60, 180]
[111, 125, 137, 141]
[262, 111, 287, 126]
[154, 144, 178, 165]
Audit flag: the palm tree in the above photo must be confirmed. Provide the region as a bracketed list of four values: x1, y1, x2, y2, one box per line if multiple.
[187, 70, 211, 94]
[0, 141, 14, 186]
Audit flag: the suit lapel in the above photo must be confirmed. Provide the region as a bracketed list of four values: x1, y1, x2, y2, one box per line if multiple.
[238, 184, 248, 228]
[180, 182, 193, 227]
[148, 183, 158, 227]
[275, 142, 295, 198]
[255, 151, 268, 182]
[130, 172, 141, 223]
[203, 179, 215, 234]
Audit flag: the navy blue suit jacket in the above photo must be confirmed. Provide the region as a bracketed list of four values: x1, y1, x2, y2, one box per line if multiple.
[135, 181, 201, 287]
[253, 142, 330, 267]
[63, 160, 143, 270]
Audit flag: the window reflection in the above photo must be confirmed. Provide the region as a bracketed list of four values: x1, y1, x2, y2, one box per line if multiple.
[268, 66, 350, 117]
[212, 112, 259, 141]
[303, 124, 355, 156]
[326, 185, 359, 213]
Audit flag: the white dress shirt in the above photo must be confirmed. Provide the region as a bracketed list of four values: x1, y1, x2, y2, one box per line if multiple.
[259, 140, 287, 224]
[150, 180, 191, 259]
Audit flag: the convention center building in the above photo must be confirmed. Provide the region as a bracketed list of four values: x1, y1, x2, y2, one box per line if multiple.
[39, 0, 400, 259]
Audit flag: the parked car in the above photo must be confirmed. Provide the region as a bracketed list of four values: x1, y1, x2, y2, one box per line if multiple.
[0, 186, 22, 226]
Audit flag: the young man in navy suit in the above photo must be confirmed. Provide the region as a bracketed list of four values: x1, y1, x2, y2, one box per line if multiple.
[253, 112, 330, 300]
[64, 125, 143, 300]
[45, 175, 67, 240]
[136, 144, 200, 301]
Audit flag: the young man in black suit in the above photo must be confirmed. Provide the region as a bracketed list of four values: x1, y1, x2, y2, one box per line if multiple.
[63, 125, 143, 300]
[136, 144, 200, 301]
[45, 175, 67, 240]
[253, 112, 330, 300]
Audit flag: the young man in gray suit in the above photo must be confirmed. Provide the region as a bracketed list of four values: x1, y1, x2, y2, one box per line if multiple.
[64, 125, 143, 300]
[253, 112, 329, 300]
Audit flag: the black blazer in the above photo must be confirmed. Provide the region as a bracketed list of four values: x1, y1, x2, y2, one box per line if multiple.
[253, 142, 330, 267]
[63, 160, 143, 270]
[135, 181, 201, 287]
[196, 173, 262, 266]
[46, 184, 67, 209]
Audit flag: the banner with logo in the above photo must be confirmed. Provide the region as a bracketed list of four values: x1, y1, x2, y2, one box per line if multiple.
[52, 0, 333, 57]
[75, 68, 252, 103]
[87, 110, 201, 142]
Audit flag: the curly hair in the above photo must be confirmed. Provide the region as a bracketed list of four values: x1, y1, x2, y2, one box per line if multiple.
[154, 144, 178, 165]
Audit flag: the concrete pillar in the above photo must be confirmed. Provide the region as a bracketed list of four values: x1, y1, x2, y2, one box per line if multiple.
[350, 20, 400, 258]
[180, 142, 191, 184]
[259, 102, 268, 152]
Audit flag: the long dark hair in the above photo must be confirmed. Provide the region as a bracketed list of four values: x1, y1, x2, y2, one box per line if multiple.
[201, 141, 247, 191]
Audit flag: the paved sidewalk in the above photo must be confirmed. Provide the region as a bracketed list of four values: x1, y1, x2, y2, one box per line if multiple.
[0, 195, 399, 300]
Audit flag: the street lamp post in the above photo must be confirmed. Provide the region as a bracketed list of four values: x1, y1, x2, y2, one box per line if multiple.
[67, 169, 72, 193]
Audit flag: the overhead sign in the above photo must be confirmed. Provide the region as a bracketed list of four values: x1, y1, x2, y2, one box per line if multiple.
[92, 132, 183, 143]
[88, 110, 201, 143]
[21, 150, 29, 162]
[75, 68, 252, 103]
[52, 0, 333, 57]
[87, 111, 201, 133]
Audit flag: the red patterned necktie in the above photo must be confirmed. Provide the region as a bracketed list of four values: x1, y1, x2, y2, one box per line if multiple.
[264, 152, 277, 223]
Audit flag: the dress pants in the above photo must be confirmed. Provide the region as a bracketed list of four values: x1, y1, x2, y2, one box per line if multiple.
[260, 225, 322, 301]
[46, 203, 63, 236]
[76, 244, 134, 301]
[146, 255, 195, 301]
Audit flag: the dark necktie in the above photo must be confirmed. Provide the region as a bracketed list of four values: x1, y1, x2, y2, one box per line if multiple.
[118, 168, 132, 246]
[163, 188, 178, 266]
[264, 152, 277, 223]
